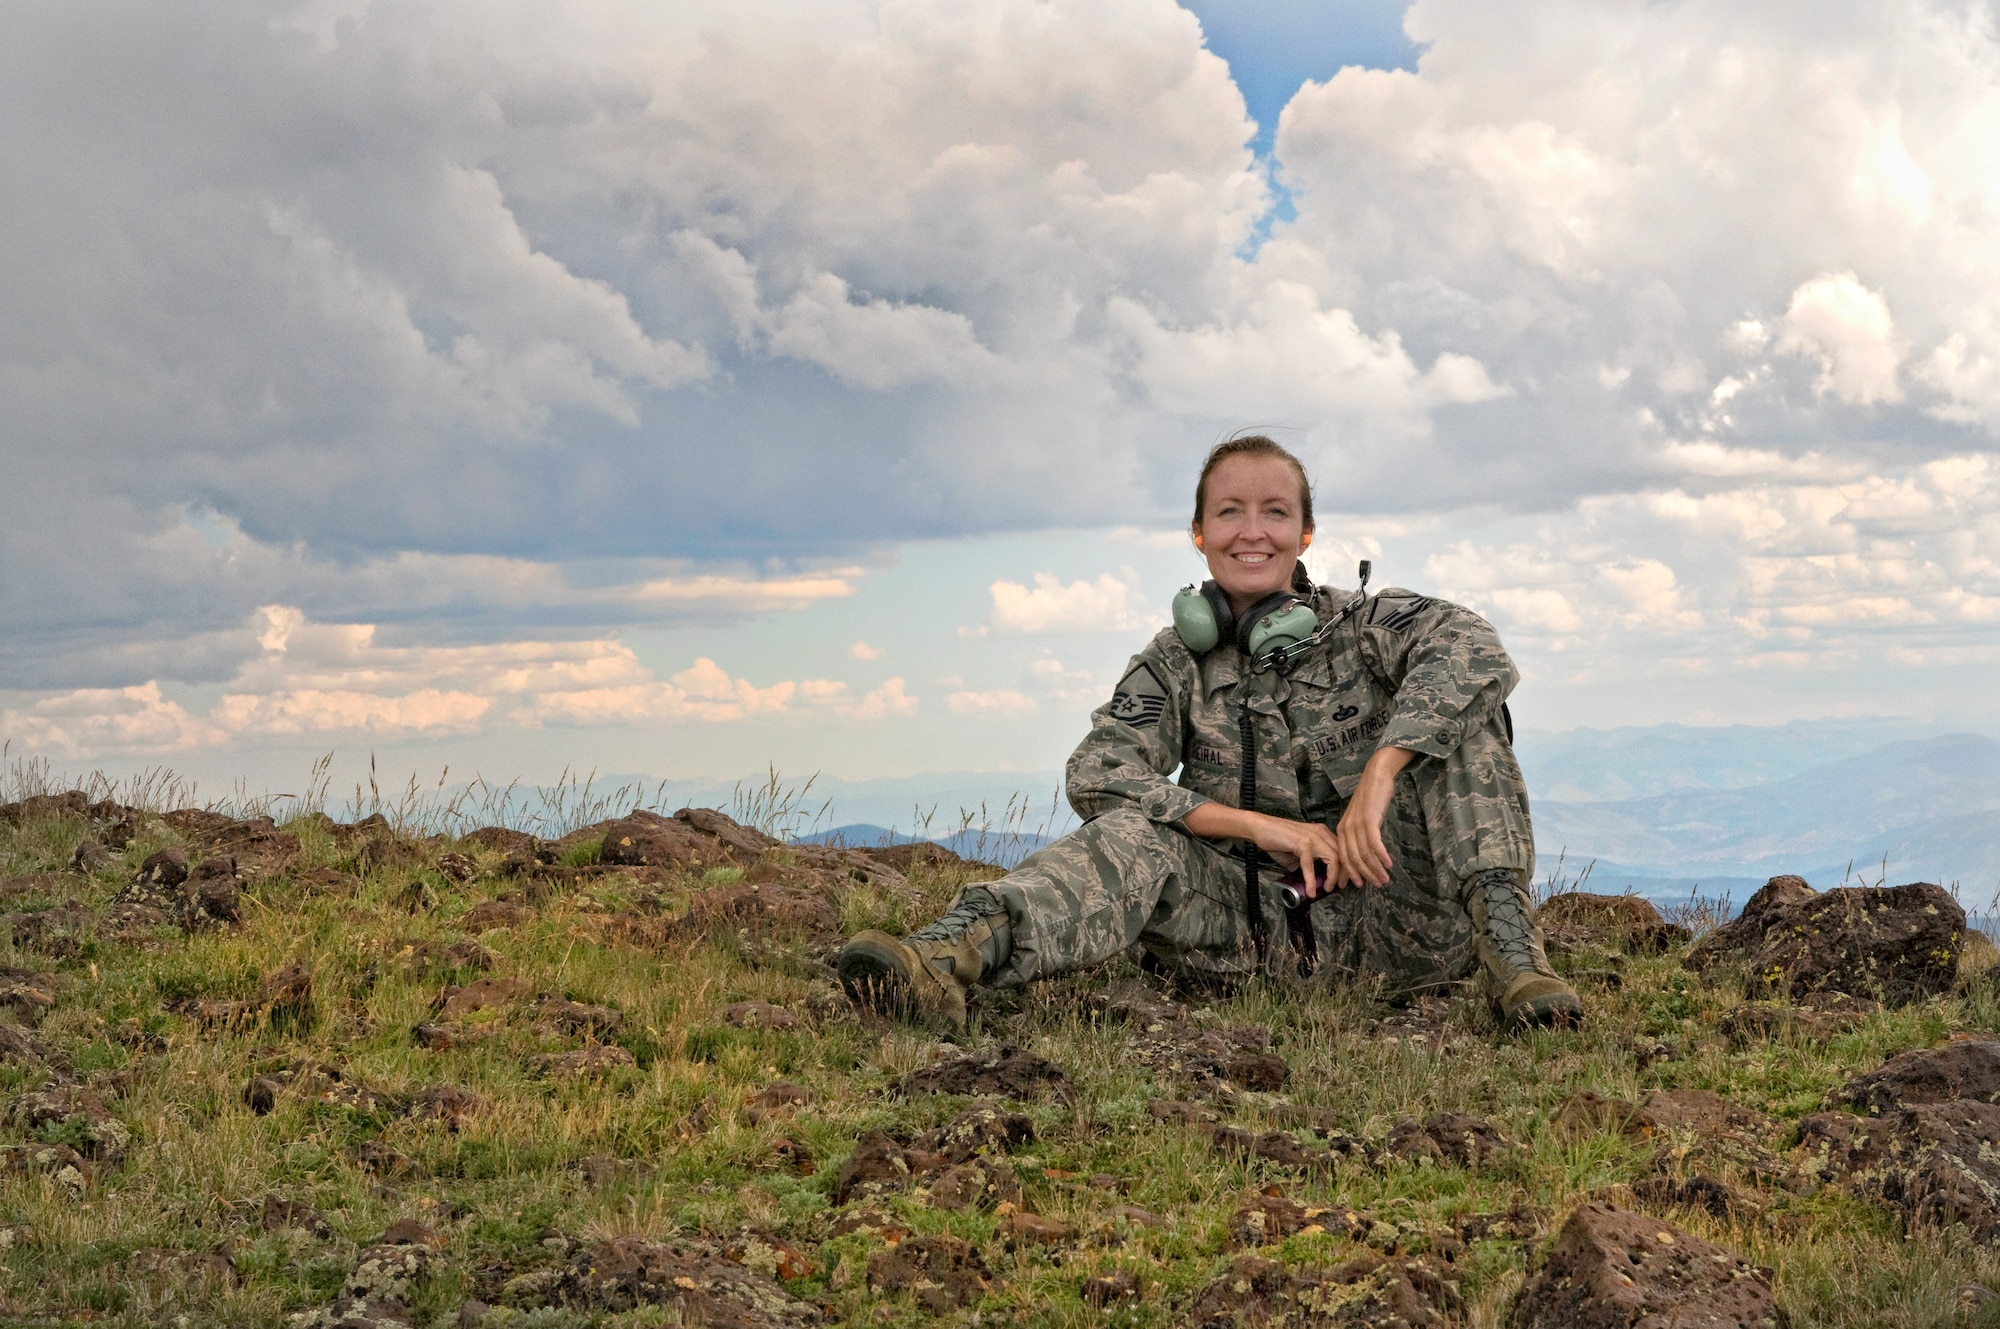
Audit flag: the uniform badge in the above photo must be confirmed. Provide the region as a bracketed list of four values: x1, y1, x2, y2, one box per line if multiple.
[1368, 593, 1435, 633]
[1107, 661, 1168, 728]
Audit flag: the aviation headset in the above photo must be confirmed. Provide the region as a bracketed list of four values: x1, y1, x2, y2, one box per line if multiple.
[1171, 559, 1373, 670]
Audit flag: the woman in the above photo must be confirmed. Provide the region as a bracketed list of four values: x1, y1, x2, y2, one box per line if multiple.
[837, 436, 1581, 1030]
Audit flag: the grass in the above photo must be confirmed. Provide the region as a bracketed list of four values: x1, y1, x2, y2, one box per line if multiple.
[0, 764, 1993, 1327]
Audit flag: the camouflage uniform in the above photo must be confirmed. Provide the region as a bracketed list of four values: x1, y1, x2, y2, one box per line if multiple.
[979, 585, 1533, 994]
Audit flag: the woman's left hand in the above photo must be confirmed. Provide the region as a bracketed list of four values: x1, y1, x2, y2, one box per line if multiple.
[1330, 745, 1417, 888]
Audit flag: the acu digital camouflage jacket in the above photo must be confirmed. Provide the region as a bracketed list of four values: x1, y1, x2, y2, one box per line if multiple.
[1066, 584, 1520, 833]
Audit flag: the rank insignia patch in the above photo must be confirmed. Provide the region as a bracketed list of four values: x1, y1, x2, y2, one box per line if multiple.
[1107, 661, 1169, 728]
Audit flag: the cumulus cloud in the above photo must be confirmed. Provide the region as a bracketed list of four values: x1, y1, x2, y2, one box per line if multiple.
[4, 0, 2000, 733]
[946, 689, 1039, 718]
[0, 606, 912, 756]
[988, 573, 1148, 634]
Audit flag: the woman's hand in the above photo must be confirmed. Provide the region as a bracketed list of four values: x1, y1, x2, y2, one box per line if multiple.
[1180, 803, 1342, 898]
[1330, 745, 1418, 888]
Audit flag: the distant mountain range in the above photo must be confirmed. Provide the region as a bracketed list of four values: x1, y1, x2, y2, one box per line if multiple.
[798, 822, 1055, 869]
[1531, 733, 2000, 895]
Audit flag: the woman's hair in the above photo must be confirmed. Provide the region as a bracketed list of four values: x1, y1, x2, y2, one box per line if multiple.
[1191, 434, 1315, 531]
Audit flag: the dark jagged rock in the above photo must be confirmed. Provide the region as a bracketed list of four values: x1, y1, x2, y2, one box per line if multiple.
[1509, 1201, 1786, 1328]
[677, 882, 840, 943]
[895, 1044, 1070, 1099]
[928, 1157, 1021, 1211]
[866, 1232, 989, 1312]
[1684, 875, 1963, 1006]
[1184, 1250, 1459, 1327]
[833, 1130, 915, 1205]
[459, 900, 529, 932]
[1801, 1098, 2000, 1238]
[1226, 1189, 1364, 1247]
[1083, 1269, 1142, 1306]
[6, 1084, 129, 1164]
[68, 840, 115, 873]
[1832, 1038, 2000, 1116]
[536, 995, 623, 1037]
[0, 792, 95, 824]
[1539, 892, 1691, 955]
[599, 808, 779, 869]
[406, 1084, 484, 1129]
[550, 1235, 820, 1324]
[262, 1194, 334, 1238]
[934, 1101, 1034, 1161]
[458, 826, 539, 857]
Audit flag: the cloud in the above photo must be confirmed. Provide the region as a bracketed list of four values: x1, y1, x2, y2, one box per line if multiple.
[988, 572, 1148, 634]
[1778, 273, 1904, 405]
[946, 689, 1038, 718]
[847, 641, 884, 660]
[0, 606, 912, 756]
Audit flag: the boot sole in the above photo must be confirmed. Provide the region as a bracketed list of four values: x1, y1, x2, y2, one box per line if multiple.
[838, 935, 917, 1019]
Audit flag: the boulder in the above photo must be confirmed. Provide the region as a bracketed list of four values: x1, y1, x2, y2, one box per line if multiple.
[1185, 1251, 1459, 1328]
[865, 1233, 989, 1313]
[1800, 1098, 2000, 1238]
[598, 808, 778, 870]
[545, 1235, 820, 1324]
[1831, 1038, 2000, 1116]
[894, 1044, 1071, 1099]
[1509, 1201, 1786, 1328]
[1539, 892, 1691, 955]
[1683, 875, 1963, 1006]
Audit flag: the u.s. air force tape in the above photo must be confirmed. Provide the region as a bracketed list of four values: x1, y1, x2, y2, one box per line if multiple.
[1107, 661, 1168, 728]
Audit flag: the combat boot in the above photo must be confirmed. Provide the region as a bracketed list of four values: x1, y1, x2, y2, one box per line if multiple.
[1466, 867, 1583, 1028]
[837, 888, 1011, 1033]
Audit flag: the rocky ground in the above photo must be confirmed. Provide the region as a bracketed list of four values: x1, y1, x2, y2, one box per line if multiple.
[0, 789, 1996, 1326]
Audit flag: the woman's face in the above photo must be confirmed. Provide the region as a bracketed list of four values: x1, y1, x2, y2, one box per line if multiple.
[1193, 453, 1310, 612]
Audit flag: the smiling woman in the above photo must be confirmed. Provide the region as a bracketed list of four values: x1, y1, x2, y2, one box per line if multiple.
[837, 434, 1585, 1031]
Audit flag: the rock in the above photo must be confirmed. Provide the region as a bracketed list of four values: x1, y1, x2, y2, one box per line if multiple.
[406, 1084, 484, 1129]
[287, 1293, 415, 1327]
[458, 827, 539, 857]
[1510, 1201, 1785, 1329]
[550, 1235, 821, 1324]
[1832, 1038, 2000, 1115]
[724, 1000, 798, 1031]
[722, 1231, 814, 1281]
[1131, 1019, 1289, 1091]
[436, 977, 533, 1019]
[928, 1158, 1021, 1211]
[599, 808, 779, 870]
[1419, 1112, 1515, 1168]
[743, 1081, 810, 1125]
[411, 1022, 498, 1052]
[0, 1143, 93, 1196]
[69, 839, 115, 873]
[1539, 892, 1692, 955]
[434, 851, 477, 884]
[459, 900, 529, 932]
[263, 1194, 334, 1238]
[1186, 1251, 1458, 1328]
[1629, 1089, 1794, 1193]
[254, 964, 315, 1027]
[0, 968, 54, 1027]
[1552, 1090, 1639, 1136]
[1684, 876, 1963, 1006]
[1802, 1100, 2000, 1237]
[112, 848, 240, 931]
[346, 1140, 416, 1177]
[678, 882, 841, 942]
[833, 1130, 915, 1205]
[1630, 1174, 1746, 1220]
[244, 1076, 283, 1115]
[865, 1232, 989, 1313]
[346, 1241, 436, 1302]
[1227, 1190, 1364, 1247]
[0, 1025, 47, 1066]
[375, 1219, 442, 1247]
[388, 938, 494, 978]
[1087, 980, 1191, 1030]
[1721, 991, 1878, 1045]
[535, 995, 624, 1037]
[537, 1045, 637, 1077]
[1083, 1269, 1142, 1306]
[895, 1044, 1071, 1099]
[0, 792, 93, 825]
[1212, 1124, 1348, 1172]
[998, 1212, 1075, 1249]
[935, 1101, 1034, 1161]
[6, 1084, 129, 1164]
[137, 847, 189, 891]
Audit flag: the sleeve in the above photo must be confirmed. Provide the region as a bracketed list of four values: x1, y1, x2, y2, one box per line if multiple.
[1064, 638, 1212, 825]
[1356, 589, 1518, 762]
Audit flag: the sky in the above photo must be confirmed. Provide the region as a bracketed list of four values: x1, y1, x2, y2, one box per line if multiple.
[3, 0, 1998, 808]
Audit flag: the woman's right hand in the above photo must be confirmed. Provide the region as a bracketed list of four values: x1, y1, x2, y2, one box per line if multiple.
[1180, 804, 1344, 899]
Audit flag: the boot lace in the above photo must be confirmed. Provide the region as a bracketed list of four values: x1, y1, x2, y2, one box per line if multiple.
[1473, 868, 1550, 976]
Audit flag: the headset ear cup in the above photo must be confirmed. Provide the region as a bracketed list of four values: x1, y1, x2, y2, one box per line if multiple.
[1234, 592, 1291, 653]
[1200, 582, 1234, 649]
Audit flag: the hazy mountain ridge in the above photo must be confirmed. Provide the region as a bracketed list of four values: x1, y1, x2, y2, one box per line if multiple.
[1533, 733, 2000, 890]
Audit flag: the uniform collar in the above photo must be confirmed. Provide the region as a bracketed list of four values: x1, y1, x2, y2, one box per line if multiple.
[1199, 588, 1344, 697]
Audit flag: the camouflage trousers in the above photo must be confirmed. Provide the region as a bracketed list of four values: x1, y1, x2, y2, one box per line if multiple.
[979, 716, 1533, 993]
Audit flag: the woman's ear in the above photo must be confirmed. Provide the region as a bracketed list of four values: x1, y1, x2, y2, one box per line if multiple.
[1300, 531, 1313, 550]
[1191, 527, 1204, 551]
